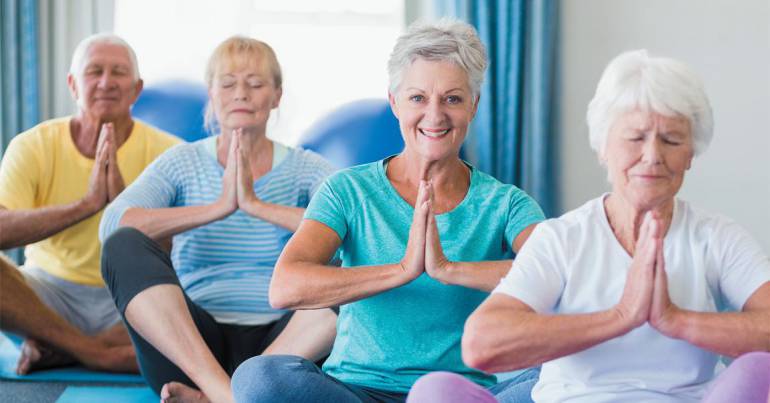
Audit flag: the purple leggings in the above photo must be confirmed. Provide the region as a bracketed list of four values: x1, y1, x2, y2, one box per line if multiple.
[702, 352, 770, 403]
[407, 352, 770, 403]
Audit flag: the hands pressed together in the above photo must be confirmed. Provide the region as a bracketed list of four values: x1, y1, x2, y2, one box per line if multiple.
[83, 123, 125, 212]
[400, 180, 454, 284]
[215, 129, 263, 218]
[615, 211, 680, 336]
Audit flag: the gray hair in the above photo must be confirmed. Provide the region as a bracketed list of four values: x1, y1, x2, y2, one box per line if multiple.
[587, 49, 713, 156]
[69, 33, 140, 81]
[387, 19, 488, 99]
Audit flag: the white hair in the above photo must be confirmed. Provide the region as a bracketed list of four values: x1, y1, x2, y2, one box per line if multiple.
[69, 33, 140, 81]
[586, 49, 713, 156]
[387, 18, 488, 98]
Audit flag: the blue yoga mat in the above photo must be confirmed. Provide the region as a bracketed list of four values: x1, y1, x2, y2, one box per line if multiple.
[0, 334, 145, 383]
[56, 386, 157, 403]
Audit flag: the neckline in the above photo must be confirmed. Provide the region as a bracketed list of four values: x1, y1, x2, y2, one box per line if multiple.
[64, 117, 140, 164]
[376, 155, 476, 217]
[597, 193, 681, 260]
[201, 135, 291, 183]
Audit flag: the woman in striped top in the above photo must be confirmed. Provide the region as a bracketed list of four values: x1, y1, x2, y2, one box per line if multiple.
[98, 36, 336, 403]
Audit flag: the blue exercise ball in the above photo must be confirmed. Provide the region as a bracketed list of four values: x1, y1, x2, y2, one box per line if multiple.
[132, 80, 209, 142]
[298, 98, 404, 169]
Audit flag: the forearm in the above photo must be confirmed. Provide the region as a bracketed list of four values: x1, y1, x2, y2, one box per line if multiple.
[0, 201, 97, 248]
[241, 200, 304, 232]
[270, 261, 411, 309]
[438, 260, 512, 291]
[464, 300, 631, 372]
[119, 204, 227, 241]
[664, 309, 770, 357]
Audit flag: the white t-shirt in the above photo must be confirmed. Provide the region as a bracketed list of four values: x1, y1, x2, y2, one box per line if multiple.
[493, 195, 770, 403]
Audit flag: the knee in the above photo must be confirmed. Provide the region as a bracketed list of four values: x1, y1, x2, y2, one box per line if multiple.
[232, 355, 307, 402]
[101, 227, 148, 282]
[728, 351, 770, 374]
[407, 372, 495, 403]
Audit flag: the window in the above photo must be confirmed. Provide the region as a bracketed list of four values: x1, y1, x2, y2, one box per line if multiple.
[115, 0, 404, 145]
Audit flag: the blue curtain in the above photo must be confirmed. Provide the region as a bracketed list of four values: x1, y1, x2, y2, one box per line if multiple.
[1, 0, 39, 263]
[436, 0, 559, 216]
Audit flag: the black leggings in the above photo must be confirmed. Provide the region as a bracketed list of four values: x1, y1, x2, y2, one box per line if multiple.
[101, 227, 292, 394]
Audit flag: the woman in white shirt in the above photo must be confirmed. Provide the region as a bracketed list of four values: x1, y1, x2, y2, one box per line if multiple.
[420, 50, 770, 403]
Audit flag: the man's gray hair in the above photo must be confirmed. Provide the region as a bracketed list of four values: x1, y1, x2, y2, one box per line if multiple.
[69, 33, 140, 81]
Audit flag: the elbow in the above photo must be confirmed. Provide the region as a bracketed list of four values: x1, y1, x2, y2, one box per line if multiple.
[268, 264, 301, 310]
[461, 316, 496, 372]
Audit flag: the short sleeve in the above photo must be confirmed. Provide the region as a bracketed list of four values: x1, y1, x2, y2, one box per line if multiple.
[296, 150, 336, 205]
[713, 220, 770, 310]
[0, 135, 40, 209]
[303, 174, 348, 241]
[98, 149, 180, 241]
[493, 221, 566, 313]
[504, 188, 545, 249]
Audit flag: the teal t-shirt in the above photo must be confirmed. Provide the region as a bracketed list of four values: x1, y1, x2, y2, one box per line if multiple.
[304, 158, 545, 393]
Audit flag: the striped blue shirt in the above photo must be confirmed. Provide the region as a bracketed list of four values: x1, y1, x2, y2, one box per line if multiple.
[99, 137, 334, 325]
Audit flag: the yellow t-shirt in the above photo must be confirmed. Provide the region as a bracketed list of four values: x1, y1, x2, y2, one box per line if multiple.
[0, 117, 180, 286]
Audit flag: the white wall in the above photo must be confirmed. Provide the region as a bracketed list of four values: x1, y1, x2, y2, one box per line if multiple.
[558, 0, 770, 252]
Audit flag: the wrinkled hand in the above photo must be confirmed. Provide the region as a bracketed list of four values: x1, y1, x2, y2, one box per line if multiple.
[83, 134, 110, 212]
[615, 212, 659, 330]
[400, 180, 431, 281]
[424, 182, 452, 283]
[215, 131, 239, 217]
[101, 123, 125, 201]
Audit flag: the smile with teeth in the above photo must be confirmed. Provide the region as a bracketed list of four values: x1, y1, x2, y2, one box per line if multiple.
[419, 128, 451, 138]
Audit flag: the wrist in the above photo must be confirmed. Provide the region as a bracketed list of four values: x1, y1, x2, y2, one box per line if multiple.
[432, 260, 456, 285]
[654, 306, 685, 339]
[212, 198, 235, 219]
[79, 195, 102, 216]
[240, 197, 262, 217]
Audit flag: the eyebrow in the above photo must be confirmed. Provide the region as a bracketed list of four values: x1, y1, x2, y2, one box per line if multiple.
[404, 87, 466, 93]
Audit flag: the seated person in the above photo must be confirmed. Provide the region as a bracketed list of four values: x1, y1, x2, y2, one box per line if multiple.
[456, 50, 770, 402]
[229, 20, 544, 403]
[99, 36, 337, 403]
[0, 33, 179, 375]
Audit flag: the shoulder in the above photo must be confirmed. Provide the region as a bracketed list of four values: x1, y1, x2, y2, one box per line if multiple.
[535, 196, 603, 242]
[133, 119, 182, 152]
[676, 199, 753, 247]
[9, 117, 70, 149]
[325, 160, 381, 188]
[284, 146, 335, 174]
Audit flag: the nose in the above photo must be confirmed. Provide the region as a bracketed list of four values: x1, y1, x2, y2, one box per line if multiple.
[641, 136, 663, 164]
[97, 71, 116, 89]
[234, 82, 250, 101]
[423, 97, 446, 126]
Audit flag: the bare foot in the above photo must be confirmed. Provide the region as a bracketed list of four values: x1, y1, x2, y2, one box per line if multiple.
[15, 339, 76, 375]
[160, 382, 211, 403]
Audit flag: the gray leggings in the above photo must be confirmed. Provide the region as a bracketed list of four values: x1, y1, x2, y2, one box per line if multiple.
[101, 227, 292, 394]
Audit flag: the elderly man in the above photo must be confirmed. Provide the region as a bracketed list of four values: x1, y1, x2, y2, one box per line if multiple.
[0, 33, 179, 374]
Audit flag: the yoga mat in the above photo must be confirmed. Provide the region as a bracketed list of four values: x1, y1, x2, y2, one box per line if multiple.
[0, 334, 145, 383]
[56, 386, 157, 403]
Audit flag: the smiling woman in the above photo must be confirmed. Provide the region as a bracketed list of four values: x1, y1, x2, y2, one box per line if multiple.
[229, 19, 545, 403]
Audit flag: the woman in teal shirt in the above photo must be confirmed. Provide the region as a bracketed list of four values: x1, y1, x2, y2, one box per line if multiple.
[231, 19, 544, 402]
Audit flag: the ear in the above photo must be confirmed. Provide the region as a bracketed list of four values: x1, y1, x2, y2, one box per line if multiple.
[67, 74, 79, 101]
[129, 78, 144, 105]
[470, 94, 481, 120]
[272, 86, 283, 109]
[388, 91, 399, 119]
